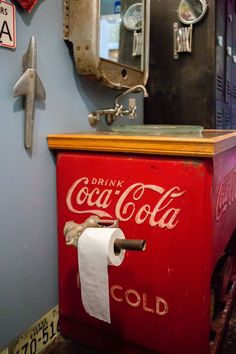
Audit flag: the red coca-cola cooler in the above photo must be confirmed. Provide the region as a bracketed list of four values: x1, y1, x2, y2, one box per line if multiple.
[47, 130, 236, 354]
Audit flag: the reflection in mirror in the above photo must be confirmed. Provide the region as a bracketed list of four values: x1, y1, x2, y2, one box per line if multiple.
[178, 0, 208, 25]
[63, 0, 150, 89]
[100, 1, 144, 71]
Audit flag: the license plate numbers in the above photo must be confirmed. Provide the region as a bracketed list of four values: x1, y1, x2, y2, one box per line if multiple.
[9, 306, 59, 354]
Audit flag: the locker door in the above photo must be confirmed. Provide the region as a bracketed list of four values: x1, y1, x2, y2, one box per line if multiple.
[216, 0, 226, 102]
[225, 0, 233, 104]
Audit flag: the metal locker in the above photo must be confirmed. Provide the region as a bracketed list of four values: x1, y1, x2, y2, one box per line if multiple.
[144, 0, 236, 129]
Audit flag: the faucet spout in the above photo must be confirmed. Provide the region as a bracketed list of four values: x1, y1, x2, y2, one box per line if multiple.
[115, 84, 149, 106]
[88, 84, 149, 127]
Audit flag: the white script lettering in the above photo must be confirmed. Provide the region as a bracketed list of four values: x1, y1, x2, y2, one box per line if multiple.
[66, 177, 185, 229]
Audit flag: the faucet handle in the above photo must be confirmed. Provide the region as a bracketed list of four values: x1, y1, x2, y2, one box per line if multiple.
[129, 98, 137, 119]
[115, 104, 124, 117]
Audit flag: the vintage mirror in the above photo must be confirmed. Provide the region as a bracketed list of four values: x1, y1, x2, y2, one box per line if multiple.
[177, 0, 208, 25]
[64, 0, 150, 89]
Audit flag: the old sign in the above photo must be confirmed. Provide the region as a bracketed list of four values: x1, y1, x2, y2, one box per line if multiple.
[0, 0, 16, 49]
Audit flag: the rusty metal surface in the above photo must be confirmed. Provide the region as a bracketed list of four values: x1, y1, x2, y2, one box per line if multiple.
[63, 0, 150, 89]
[210, 281, 236, 354]
[221, 308, 236, 353]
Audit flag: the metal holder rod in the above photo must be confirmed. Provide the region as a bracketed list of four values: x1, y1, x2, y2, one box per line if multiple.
[64, 218, 147, 253]
[114, 239, 146, 254]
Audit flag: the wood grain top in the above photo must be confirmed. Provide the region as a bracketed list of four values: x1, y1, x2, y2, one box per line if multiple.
[47, 130, 236, 158]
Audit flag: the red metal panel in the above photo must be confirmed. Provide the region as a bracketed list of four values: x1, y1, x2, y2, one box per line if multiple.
[56, 152, 215, 354]
[213, 146, 236, 267]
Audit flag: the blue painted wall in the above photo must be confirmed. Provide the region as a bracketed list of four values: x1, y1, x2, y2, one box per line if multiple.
[0, 0, 143, 348]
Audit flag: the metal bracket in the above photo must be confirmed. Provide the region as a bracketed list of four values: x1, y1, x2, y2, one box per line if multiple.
[64, 216, 118, 247]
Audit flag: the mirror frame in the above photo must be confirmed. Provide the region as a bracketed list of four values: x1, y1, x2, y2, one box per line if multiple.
[177, 0, 208, 25]
[64, 0, 150, 89]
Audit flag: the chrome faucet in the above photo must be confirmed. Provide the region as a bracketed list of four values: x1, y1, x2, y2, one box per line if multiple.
[88, 85, 149, 127]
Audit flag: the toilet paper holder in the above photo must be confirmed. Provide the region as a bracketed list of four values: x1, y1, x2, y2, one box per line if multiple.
[64, 216, 146, 253]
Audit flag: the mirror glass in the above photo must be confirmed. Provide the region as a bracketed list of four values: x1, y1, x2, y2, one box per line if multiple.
[100, 0, 144, 71]
[178, 0, 207, 25]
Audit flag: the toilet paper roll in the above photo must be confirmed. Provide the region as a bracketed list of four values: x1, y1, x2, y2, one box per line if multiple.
[78, 227, 125, 323]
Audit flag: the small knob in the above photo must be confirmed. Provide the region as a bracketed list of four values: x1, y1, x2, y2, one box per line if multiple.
[88, 112, 100, 127]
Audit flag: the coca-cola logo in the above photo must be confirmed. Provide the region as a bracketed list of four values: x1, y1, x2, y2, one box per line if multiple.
[66, 177, 185, 229]
[216, 168, 236, 221]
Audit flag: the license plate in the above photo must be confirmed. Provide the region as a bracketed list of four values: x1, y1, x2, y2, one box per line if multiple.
[0, 0, 16, 49]
[8, 306, 59, 354]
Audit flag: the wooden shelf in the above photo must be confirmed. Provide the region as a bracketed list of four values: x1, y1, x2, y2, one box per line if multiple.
[47, 130, 236, 158]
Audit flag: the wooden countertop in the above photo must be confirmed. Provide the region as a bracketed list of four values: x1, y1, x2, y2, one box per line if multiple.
[47, 130, 236, 158]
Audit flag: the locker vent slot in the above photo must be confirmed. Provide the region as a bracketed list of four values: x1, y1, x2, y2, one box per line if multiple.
[216, 110, 224, 129]
[216, 75, 224, 93]
[224, 110, 231, 129]
[226, 80, 231, 96]
[231, 85, 236, 98]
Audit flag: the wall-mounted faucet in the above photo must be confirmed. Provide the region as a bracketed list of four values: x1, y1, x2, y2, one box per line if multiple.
[88, 85, 149, 127]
